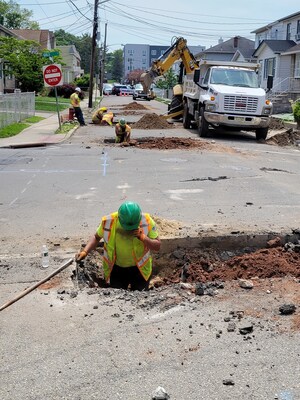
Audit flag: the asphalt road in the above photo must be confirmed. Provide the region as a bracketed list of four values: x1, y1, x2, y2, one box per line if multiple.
[0, 96, 299, 400]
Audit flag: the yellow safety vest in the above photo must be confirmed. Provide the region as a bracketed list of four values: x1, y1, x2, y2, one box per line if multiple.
[101, 212, 153, 282]
[70, 92, 80, 107]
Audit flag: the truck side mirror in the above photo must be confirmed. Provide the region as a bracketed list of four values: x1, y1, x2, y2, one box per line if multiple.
[193, 69, 200, 86]
[267, 75, 273, 91]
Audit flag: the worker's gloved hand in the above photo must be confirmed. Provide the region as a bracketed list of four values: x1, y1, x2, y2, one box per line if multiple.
[133, 228, 146, 242]
[75, 250, 87, 262]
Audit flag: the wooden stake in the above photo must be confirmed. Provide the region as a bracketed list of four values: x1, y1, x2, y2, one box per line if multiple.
[0, 258, 74, 312]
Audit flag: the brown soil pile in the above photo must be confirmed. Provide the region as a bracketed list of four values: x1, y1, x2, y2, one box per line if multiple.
[123, 102, 147, 110]
[269, 117, 286, 130]
[133, 113, 172, 129]
[267, 129, 300, 146]
[155, 244, 300, 286]
[129, 137, 239, 153]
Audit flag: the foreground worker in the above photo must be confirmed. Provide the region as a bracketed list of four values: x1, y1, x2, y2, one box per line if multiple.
[115, 118, 131, 143]
[92, 106, 108, 124]
[76, 201, 161, 290]
[70, 87, 86, 126]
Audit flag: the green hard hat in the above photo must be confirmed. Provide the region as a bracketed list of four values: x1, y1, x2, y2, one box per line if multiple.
[118, 201, 142, 230]
[119, 118, 126, 126]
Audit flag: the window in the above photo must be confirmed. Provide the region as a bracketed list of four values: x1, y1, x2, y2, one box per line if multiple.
[142, 50, 146, 56]
[151, 50, 157, 56]
[295, 54, 300, 78]
[264, 58, 276, 79]
[297, 20, 300, 34]
[286, 23, 291, 40]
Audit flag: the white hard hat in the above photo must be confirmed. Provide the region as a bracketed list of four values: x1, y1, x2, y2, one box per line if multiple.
[75, 87, 81, 92]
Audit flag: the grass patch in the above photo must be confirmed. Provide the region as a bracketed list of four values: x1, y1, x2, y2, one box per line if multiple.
[0, 115, 46, 138]
[155, 97, 171, 105]
[55, 121, 78, 134]
[0, 122, 30, 138]
[35, 96, 70, 112]
[24, 116, 45, 123]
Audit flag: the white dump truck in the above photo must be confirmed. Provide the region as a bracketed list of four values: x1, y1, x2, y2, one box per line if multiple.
[182, 60, 273, 140]
[141, 37, 273, 140]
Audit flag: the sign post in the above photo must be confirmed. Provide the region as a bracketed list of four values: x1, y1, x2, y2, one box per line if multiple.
[43, 63, 63, 130]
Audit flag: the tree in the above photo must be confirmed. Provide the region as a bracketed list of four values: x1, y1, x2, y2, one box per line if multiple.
[292, 99, 300, 130]
[126, 69, 144, 85]
[111, 49, 123, 82]
[0, 37, 44, 92]
[155, 69, 178, 89]
[0, 0, 39, 29]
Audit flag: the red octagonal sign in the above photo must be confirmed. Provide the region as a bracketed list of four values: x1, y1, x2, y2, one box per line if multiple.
[43, 64, 63, 87]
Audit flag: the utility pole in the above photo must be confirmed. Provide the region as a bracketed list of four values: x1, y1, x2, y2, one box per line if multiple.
[99, 22, 107, 96]
[88, 0, 99, 108]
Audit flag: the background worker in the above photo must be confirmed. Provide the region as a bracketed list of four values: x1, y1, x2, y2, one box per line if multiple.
[100, 111, 114, 126]
[115, 118, 131, 143]
[76, 201, 161, 291]
[70, 87, 86, 126]
[92, 106, 107, 124]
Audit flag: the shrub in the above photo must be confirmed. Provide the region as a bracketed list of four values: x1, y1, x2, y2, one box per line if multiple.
[292, 99, 300, 129]
[48, 84, 75, 98]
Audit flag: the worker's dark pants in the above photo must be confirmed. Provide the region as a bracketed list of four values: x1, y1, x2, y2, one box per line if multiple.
[74, 107, 85, 126]
[110, 264, 150, 291]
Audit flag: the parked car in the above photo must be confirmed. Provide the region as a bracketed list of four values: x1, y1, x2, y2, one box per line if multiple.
[103, 83, 113, 95]
[132, 83, 155, 101]
[111, 84, 133, 96]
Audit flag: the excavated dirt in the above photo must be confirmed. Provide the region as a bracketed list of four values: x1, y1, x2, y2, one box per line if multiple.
[269, 117, 286, 130]
[267, 129, 300, 146]
[123, 101, 147, 110]
[127, 137, 241, 153]
[78, 236, 300, 291]
[133, 113, 173, 129]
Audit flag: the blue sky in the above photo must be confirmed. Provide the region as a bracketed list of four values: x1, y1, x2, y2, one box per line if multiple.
[18, 0, 300, 51]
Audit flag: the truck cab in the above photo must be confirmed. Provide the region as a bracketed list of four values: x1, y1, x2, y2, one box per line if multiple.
[183, 61, 273, 140]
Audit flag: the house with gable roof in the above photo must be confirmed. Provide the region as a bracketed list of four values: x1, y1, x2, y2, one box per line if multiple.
[251, 11, 300, 110]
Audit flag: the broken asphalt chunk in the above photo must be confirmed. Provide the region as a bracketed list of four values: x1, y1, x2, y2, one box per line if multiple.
[279, 304, 296, 315]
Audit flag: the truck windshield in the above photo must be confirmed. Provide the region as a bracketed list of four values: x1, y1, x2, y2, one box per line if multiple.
[210, 68, 259, 88]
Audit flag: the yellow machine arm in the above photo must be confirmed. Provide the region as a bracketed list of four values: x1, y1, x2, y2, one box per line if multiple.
[140, 37, 199, 93]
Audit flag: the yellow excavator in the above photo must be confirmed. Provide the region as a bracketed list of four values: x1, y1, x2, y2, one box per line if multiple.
[140, 37, 199, 118]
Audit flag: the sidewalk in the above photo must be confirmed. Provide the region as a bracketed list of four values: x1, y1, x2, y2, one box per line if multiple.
[0, 99, 89, 149]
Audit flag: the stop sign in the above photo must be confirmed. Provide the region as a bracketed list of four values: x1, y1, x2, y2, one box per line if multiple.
[43, 64, 63, 87]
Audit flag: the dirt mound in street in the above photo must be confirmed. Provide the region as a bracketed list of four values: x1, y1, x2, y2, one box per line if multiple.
[156, 244, 300, 286]
[133, 113, 172, 129]
[129, 137, 240, 153]
[123, 102, 147, 110]
[267, 129, 300, 146]
[269, 117, 286, 130]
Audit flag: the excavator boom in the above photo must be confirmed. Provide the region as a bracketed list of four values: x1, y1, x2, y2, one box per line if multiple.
[140, 37, 198, 93]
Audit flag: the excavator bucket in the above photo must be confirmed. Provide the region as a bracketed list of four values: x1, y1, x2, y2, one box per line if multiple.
[140, 71, 157, 94]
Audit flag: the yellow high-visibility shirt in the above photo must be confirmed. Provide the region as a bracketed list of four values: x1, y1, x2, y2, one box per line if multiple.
[97, 218, 158, 267]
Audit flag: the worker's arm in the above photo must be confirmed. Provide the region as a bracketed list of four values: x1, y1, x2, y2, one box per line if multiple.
[76, 233, 101, 261]
[133, 229, 161, 252]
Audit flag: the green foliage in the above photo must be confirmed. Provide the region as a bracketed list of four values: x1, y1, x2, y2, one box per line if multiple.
[111, 49, 123, 82]
[74, 74, 90, 88]
[0, 0, 39, 29]
[0, 37, 44, 92]
[48, 84, 75, 98]
[35, 97, 70, 112]
[0, 122, 29, 138]
[155, 69, 178, 89]
[292, 99, 300, 122]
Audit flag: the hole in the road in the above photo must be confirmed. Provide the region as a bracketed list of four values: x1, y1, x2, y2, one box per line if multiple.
[73, 233, 300, 291]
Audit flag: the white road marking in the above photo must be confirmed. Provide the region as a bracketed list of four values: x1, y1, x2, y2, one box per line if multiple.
[9, 197, 18, 206]
[166, 188, 203, 201]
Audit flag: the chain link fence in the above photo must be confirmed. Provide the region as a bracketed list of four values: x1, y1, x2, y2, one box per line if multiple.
[0, 90, 35, 129]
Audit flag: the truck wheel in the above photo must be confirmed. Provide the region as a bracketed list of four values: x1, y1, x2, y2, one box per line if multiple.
[169, 95, 183, 120]
[133, 96, 136, 100]
[256, 127, 268, 141]
[183, 103, 192, 129]
[198, 108, 209, 137]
